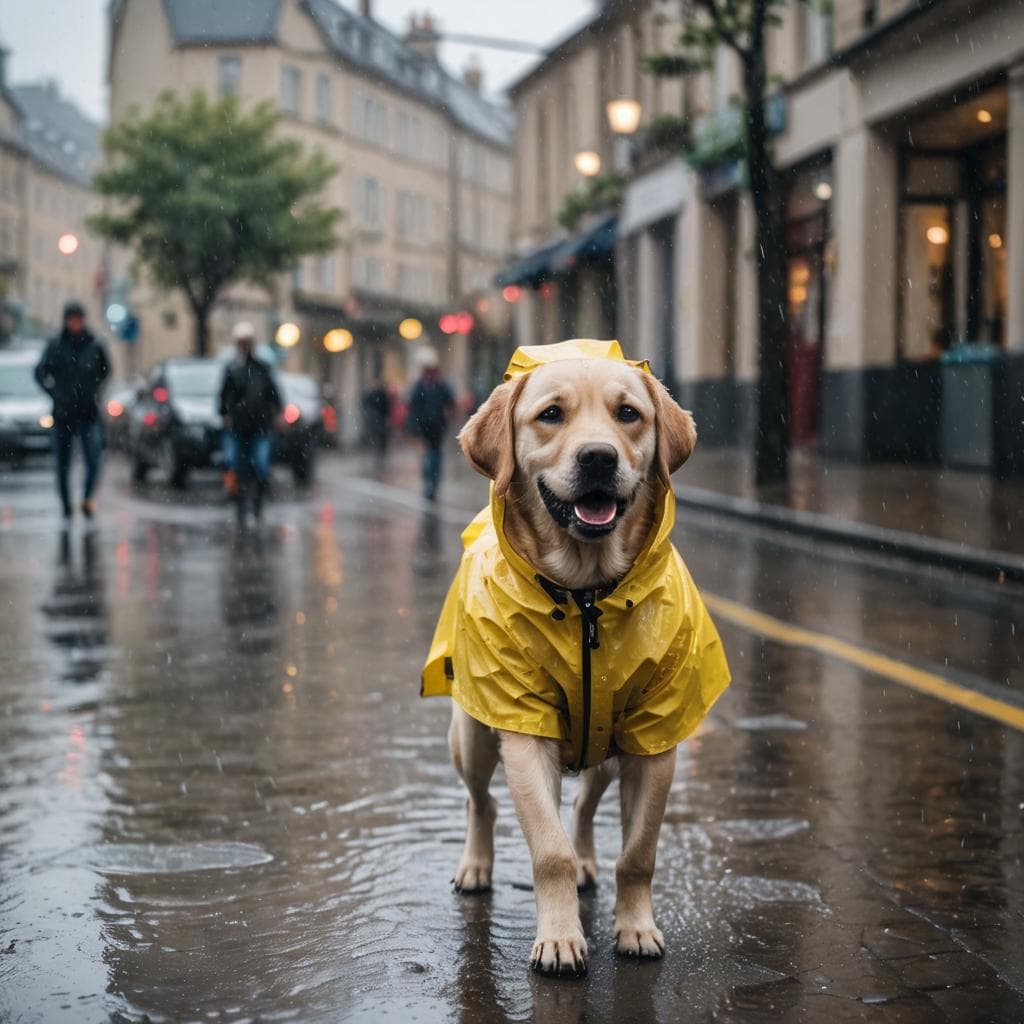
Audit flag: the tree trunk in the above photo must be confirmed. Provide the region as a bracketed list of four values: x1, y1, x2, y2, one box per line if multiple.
[743, 3, 789, 487]
[193, 301, 211, 358]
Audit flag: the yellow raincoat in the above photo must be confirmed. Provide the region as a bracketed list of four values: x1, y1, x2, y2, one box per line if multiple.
[421, 341, 731, 770]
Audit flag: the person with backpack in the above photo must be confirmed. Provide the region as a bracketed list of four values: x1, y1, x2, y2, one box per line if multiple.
[218, 322, 283, 522]
[34, 301, 111, 520]
[406, 347, 455, 501]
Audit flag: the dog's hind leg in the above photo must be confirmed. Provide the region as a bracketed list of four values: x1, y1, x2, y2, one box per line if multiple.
[572, 760, 617, 891]
[501, 730, 588, 975]
[449, 704, 499, 893]
[613, 746, 677, 958]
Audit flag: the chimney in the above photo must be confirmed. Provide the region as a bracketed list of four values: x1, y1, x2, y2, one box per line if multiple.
[358, 0, 372, 18]
[405, 11, 440, 63]
[463, 57, 483, 94]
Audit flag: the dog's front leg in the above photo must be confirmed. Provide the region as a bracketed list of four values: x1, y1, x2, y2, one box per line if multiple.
[500, 731, 587, 975]
[614, 746, 677, 958]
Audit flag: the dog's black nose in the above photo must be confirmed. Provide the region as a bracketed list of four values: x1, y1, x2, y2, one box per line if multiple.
[576, 444, 618, 471]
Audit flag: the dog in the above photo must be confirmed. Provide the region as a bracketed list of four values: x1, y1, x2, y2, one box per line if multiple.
[421, 340, 730, 976]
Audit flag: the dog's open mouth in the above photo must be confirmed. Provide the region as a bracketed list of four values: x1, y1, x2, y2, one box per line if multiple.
[538, 479, 627, 537]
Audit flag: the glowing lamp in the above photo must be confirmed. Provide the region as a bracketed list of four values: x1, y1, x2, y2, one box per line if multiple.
[399, 318, 423, 341]
[977, 109, 993, 124]
[57, 232, 79, 256]
[283, 403, 301, 424]
[813, 181, 833, 201]
[574, 150, 601, 177]
[926, 225, 949, 245]
[323, 328, 353, 352]
[502, 285, 522, 304]
[39, 413, 54, 429]
[275, 322, 301, 348]
[107, 399, 124, 417]
[606, 98, 641, 135]
[989, 233, 1003, 249]
[153, 386, 169, 403]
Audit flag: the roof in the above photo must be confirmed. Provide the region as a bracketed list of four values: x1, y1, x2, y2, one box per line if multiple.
[161, 0, 281, 44]
[158, 0, 512, 148]
[9, 82, 101, 188]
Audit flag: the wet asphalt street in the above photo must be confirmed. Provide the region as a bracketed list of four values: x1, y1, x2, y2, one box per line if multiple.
[1, 444, 1023, 1024]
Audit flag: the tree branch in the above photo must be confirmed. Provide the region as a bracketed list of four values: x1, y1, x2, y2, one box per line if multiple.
[694, 0, 750, 62]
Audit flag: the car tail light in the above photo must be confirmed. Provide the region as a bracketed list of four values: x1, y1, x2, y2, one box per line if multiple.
[107, 399, 124, 417]
[153, 386, 169, 403]
[322, 405, 337, 432]
[283, 403, 301, 424]
[143, 411, 158, 427]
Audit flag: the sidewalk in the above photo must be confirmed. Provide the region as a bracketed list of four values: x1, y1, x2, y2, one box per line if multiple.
[679, 447, 1024, 584]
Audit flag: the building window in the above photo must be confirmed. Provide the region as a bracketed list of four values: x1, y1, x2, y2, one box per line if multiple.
[798, 6, 833, 69]
[315, 255, 335, 292]
[353, 256, 383, 292]
[352, 91, 387, 146]
[396, 191, 427, 242]
[280, 65, 302, 116]
[218, 55, 242, 97]
[316, 72, 331, 124]
[354, 176, 383, 229]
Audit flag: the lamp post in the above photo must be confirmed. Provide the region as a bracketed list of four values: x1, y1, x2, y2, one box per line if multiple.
[606, 98, 642, 174]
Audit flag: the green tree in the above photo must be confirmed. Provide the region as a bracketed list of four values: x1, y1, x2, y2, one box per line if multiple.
[90, 92, 341, 357]
[650, 0, 811, 485]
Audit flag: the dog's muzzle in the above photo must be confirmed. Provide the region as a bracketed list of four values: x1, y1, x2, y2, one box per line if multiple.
[538, 477, 628, 539]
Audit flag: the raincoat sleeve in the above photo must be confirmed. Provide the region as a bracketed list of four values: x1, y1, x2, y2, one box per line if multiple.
[614, 557, 731, 757]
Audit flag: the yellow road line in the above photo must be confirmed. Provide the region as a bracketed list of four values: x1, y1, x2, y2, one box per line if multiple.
[703, 592, 1024, 733]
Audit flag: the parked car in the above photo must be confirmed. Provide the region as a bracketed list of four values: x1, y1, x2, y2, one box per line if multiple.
[0, 349, 53, 464]
[103, 377, 144, 452]
[274, 372, 325, 484]
[128, 358, 224, 488]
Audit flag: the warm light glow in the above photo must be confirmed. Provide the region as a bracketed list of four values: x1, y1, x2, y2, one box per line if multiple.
[475, 297, 490, 315]
[791, 264, 811, 285]
[106, 399, 124, 418]
[283, 403, 301, 424]
[57, 232, 79, 256]
[989, 232, 1003, 249]
[153, 386, 169, 403]
[977, 109, 993, 124]
[323, 328, 353, 352]
[275, 321, 301, 348]
[143, 411, 158, 427]
[39, 413, 54, 429]
[789, 284, 808, 306]
[502, 285, 522, 304]
[606, 98, 642, 135]
[813, 181, 833, 201]
[439, 312, 475, 335]
[926, 225, 949, 245]
[398, 317, 423, 340]
[574, 150, 602, 177]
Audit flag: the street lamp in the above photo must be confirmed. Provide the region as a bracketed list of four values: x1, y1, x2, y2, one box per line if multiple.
[399, 317, 423, 341]
[574, 150, 602, 177]
[57, 232, 79, 256]
[606, 97, 641, 174]
[323, 328, 353, 352]
[275, 321, 301, 348]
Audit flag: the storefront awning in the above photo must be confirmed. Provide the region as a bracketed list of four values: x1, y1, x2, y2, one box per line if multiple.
[551, 214, 618, 273]
[494, 238, 567, 288]
[494, 215, 619, 287]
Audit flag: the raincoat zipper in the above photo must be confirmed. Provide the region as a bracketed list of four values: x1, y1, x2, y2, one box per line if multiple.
[573, 589, 600, 771]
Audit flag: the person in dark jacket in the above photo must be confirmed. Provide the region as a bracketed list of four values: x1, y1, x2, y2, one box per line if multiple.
[218, 322, 282, 521]
[34, 302, 111, 519]
[406, 347, 455, 501]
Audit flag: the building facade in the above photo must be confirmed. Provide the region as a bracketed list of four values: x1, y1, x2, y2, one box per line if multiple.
[0, 50, 103, 344]
[107, 0, 514, 434]
[503, 0, 1024, 476]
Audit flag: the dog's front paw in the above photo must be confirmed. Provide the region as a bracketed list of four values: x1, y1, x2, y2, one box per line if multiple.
[530, 928, 588, 976]
[614, 920, 665, 959]
[453, 858, 492, 894]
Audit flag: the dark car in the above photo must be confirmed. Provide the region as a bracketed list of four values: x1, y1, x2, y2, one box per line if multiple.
[102, 377, 144, 453]
[275, 372, 324, 484]
[0, 349, 54, 464]
[128, 358, 224, 488]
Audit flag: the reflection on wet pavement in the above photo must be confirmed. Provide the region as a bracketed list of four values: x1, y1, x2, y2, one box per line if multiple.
[0, 454, 1022, 1022]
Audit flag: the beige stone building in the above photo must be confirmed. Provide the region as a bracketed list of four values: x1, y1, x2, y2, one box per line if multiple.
[0, 50, 103, 344]
[107, 0, 514, 432]
[503, 0, 1024, 475]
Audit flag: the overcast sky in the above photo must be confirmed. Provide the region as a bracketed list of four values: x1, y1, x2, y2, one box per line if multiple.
[0, 0, 593, 124]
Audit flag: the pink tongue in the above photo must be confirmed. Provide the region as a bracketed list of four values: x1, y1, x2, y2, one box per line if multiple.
[573, 500, 617, 526]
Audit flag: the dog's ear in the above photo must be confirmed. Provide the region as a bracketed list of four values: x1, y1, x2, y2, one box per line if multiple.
[458, 376, 526, 496]
[640, 373, 697, 486]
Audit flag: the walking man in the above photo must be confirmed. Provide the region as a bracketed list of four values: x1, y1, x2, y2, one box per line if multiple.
[219, 322, 282, 523]
[406, 347, 455, 501]
[34, 302, 110, 520]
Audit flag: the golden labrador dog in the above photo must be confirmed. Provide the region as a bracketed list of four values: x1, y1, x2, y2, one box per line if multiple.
[424, 342, 729, 976]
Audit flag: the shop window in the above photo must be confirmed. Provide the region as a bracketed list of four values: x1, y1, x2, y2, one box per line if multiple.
[976, 195, 1007, 346]
[900, 204, 954, 358]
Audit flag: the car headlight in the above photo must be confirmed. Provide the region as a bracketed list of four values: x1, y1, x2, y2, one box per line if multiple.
[39, 414, 54, 429]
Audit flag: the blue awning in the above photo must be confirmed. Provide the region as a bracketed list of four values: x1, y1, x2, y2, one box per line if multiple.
[494, 215, 618, 287]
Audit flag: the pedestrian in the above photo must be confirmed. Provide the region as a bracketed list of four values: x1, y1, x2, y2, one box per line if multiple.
[406, 347, 455, 501]
[361, 377, 392, 454]
[34, 301, 111, 520]
[218, 322, 283, 523]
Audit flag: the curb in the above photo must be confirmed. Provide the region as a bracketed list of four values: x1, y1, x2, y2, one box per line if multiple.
[676, 485, 1024, 586]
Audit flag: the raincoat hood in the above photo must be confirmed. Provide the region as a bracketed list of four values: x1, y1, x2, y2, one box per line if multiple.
[421, 341, 730, 770]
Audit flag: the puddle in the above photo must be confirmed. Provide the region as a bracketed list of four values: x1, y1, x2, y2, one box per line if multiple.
[85, 841, 274, 875]
[713, 818, 810, 843]
[733, 714, 809, 731]
[724, 875, 830, 912]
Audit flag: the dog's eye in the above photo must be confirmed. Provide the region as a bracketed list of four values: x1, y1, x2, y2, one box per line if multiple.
[617, 405, 641, 423]
[537, 405, 563, 424]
